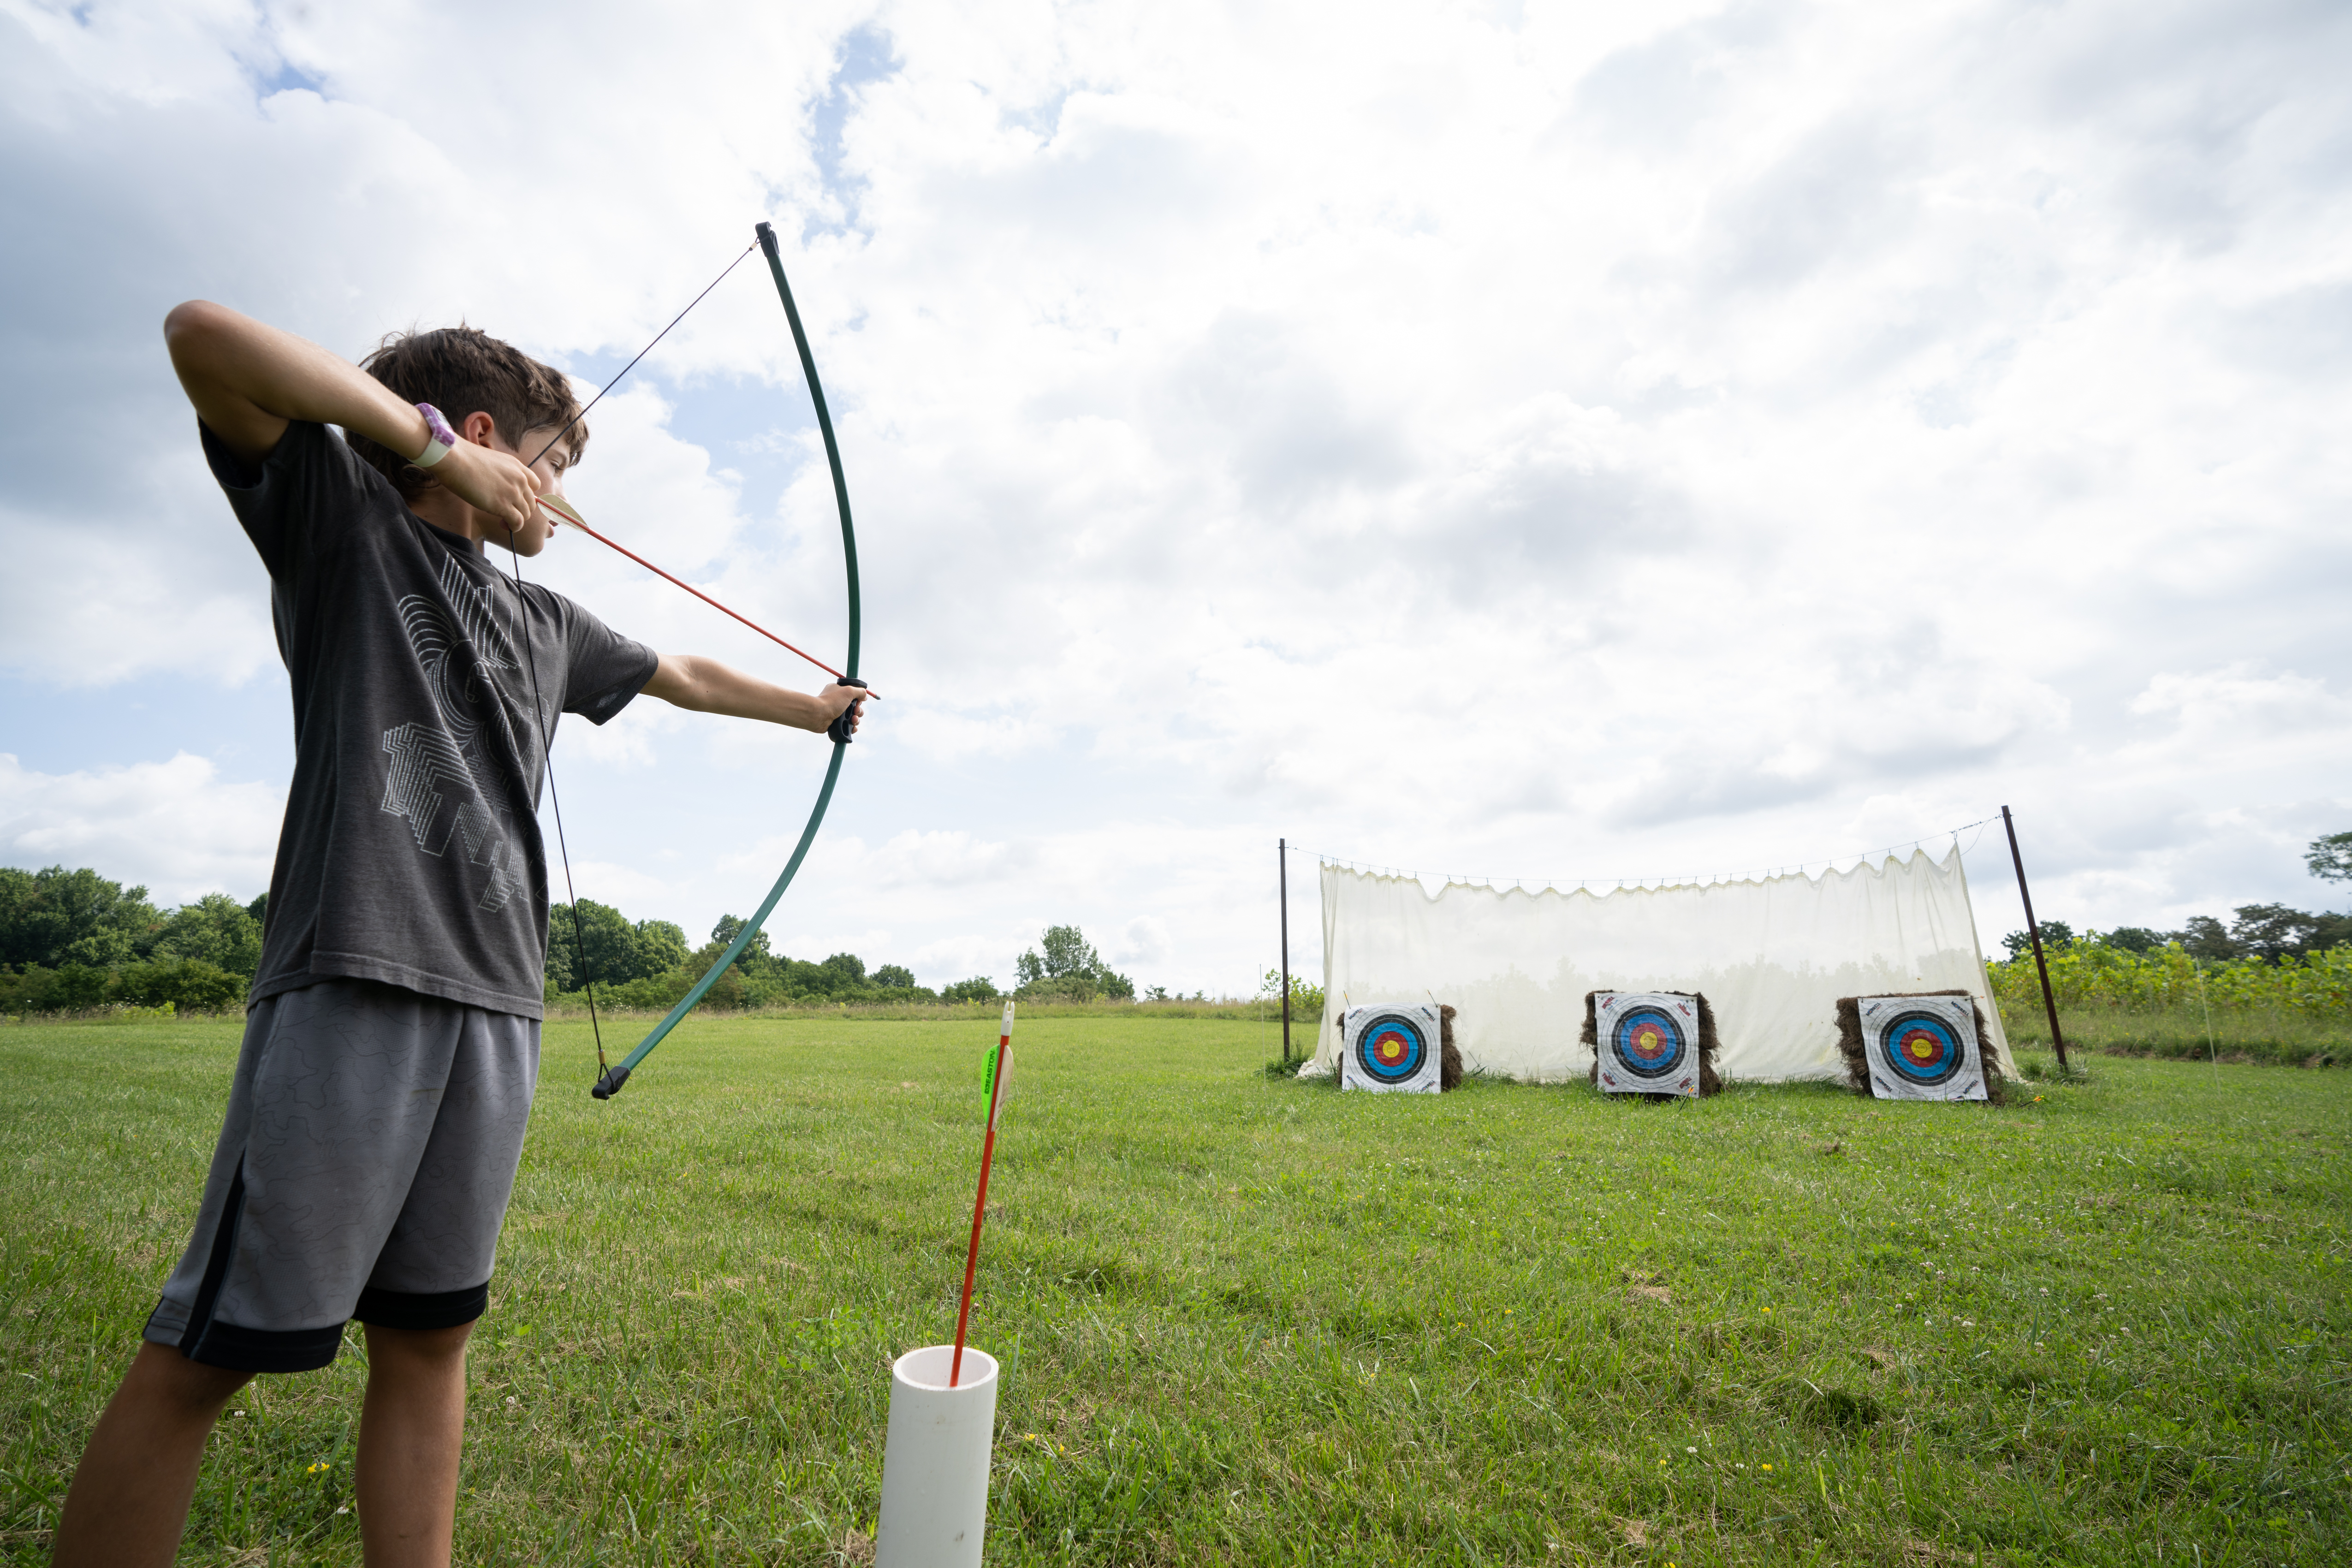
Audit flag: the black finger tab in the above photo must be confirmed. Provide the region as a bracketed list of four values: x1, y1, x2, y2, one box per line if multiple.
[827, 677, 869, 744]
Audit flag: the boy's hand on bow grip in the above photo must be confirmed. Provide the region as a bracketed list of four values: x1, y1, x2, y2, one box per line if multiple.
[438, 440, 542, 535]
[821, 680, 872, 742]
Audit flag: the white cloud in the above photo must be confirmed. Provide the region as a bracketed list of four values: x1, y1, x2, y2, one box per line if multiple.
[0, 752, 281, 904]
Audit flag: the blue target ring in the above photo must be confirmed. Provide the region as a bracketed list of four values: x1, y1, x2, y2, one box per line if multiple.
[1610, 1005, 1687, 1081]
[1877, 1010, 1966, 1086]
[1354, 1013, 1429, 1085]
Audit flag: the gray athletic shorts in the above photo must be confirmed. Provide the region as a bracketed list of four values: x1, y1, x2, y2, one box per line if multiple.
[143, 978, 540, 1372]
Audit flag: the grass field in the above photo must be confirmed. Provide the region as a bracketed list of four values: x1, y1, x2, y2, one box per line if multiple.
[1997, 1006, 2348, 1069]
[1, 1016, 2345, 1566]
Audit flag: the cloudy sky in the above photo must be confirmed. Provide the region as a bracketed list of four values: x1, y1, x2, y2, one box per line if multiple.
[3, 0, 2348, 995]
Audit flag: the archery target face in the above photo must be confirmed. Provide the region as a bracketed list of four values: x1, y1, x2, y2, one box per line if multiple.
[1592, 992, 1701, 1097]
[1340, 1004, 1443, 1093]
[1858, 994, 1987, 1101]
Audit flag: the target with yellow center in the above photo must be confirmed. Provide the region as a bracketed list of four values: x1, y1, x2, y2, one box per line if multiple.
[1340, 1003, 1443, 1093]
[1857, 993, 1987, 1101]
[1592, 991, 1701, 1097]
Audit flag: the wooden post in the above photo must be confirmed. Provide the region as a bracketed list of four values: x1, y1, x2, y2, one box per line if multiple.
[1278, 838, 1292, 1063]
[2001, 805, 2070, 1073]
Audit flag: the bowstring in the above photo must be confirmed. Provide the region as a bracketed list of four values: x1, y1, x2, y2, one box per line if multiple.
[502, 547, 610, 1080]
[489, 238, 760, 1081]
[524, 241, 759, 469]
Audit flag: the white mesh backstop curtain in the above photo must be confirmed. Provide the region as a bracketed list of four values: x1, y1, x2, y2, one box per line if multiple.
[1311, 847, 2010, 1083]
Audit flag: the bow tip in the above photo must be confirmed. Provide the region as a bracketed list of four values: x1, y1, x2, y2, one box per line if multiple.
[590, 1065, 631, 1100]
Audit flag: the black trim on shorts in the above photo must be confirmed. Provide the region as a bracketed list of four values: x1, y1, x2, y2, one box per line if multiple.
[178, 1160, 248, 1360]
[186, 1319, 345, 1374]
[175, 1158, 343, 1373]
[355, 1281, 490, 1331]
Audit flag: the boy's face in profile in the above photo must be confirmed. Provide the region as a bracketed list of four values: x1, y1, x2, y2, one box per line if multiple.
[451, 420, 574, 555]
[512, 424, 575, 555]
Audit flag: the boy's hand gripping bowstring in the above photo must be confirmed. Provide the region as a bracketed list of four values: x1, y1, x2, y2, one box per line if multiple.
[490, 225, 873, 1100]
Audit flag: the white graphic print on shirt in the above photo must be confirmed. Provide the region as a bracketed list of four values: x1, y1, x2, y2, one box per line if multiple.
[378, 556, 542, 912]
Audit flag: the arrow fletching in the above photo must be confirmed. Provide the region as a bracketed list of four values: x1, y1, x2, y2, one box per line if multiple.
[984, 1000, 1016, 1127]
[984, 1044, 1015, 1118]
[537, 493, 589, 529]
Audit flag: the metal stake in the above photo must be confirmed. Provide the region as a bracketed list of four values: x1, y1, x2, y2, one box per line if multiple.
[2001, 805, 2070, 1073]
[1279, 838, 1292, 1064]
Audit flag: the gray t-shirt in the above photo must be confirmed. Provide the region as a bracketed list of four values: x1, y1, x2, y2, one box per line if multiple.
[211, 420, 656, 1018]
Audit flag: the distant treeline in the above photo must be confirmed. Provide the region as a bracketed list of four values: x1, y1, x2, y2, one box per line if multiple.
[0, 866, 262, 1015]
[542, 899, 991, 1011]
[0, 864, 1157, 1017]
[2003, 902, 2352, 965]
[543, 905, 1141, 1013]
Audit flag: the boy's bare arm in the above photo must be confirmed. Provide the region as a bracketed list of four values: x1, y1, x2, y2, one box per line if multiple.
[641, 655, 872, 735]
[161, 300, 541, 533]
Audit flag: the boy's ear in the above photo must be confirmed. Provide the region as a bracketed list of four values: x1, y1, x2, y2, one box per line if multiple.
[460, 409, 501, 449]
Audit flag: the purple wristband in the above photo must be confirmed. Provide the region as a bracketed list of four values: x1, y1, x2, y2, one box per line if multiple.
[413, 403, 458, 468]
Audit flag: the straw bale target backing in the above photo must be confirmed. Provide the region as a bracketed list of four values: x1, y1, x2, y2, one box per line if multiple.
[1835, 990, 2002, 1104]
[1341, 1003, 1443, 1093]
[1438, 1004, 1464, 1091]
[1583, 991, 1722, 1099]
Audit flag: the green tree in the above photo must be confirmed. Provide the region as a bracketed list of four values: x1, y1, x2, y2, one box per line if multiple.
[151, 893, 265, 976]
[872, 964, 915, 989]
[633, 919, 691, 976]
[2173, 915, 2238, 962]
[709, 914, 774, 965]
[1015, 925, 1133, 1001]
[1259, 968, 1325, 1016]
[545, 901, 689, 990]
[0, 866, 162, 969]
[2227, 903, 2325, 962]
[942, 976, 999, 1003]
[2000, 920, 2074, 961]
[2306, 831, 2352, 884]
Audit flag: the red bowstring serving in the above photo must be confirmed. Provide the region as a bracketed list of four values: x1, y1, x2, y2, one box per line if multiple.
[540, 499, 877, 696]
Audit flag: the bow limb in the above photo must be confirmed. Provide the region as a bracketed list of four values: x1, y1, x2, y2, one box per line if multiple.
[592, 221, 862, 1099]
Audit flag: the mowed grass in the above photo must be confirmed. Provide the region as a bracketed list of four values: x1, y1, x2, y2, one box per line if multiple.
[1, 1016, 2346, 1567]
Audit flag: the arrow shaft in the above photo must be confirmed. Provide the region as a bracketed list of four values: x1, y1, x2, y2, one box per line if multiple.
[952, 1007, 1015, 1387]
[545, 501, 869, 691]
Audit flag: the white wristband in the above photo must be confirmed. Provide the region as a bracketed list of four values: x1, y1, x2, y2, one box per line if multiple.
[413, 402, 458, 468]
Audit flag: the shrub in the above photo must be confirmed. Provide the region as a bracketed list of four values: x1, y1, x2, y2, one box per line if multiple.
[0, 957, 246, 1016]
[1988, 938, 2352, 1019]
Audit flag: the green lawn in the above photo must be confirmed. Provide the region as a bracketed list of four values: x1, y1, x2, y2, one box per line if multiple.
[1, 1016, 2345, 1566]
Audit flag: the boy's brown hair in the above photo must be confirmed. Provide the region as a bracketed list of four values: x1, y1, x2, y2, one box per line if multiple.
[351, 325, 588, 500]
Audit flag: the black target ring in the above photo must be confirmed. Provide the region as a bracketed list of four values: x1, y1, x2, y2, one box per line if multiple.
[1875, 1008, 1969, 1087]
[1353, 1011, 1430, 1086]
[1607, 1004, 1688, 1081]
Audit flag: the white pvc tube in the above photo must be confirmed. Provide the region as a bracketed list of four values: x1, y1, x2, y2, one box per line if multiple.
[875, 1344, 999, 1568]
